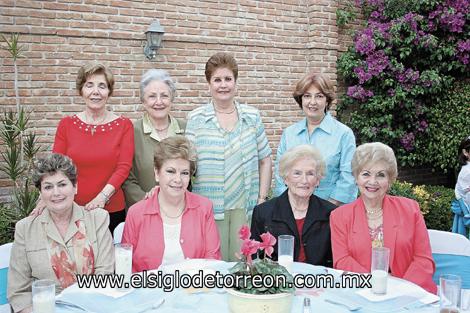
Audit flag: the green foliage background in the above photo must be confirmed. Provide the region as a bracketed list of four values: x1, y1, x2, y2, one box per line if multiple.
[337, 0, 469, 172]
[390, 181, 454, 231]
[425, 82, 470, 171]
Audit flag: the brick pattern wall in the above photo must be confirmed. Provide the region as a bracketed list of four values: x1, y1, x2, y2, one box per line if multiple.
[1, 0, 349, 198]
[3, 1, 449, 199]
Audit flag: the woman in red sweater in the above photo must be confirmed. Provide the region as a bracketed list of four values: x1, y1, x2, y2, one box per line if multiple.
[52, 63, 134, 233]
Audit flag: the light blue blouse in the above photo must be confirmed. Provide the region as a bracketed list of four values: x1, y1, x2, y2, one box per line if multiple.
[274, 113, 358, 204]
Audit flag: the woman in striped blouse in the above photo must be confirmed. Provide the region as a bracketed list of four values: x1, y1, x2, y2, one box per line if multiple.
[185, 52, 272, 261]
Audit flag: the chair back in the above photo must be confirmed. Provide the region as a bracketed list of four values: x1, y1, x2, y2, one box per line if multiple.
[428, 229, 470, 289]
[113, 222, 125, 244]
[0, 243, 13, 305]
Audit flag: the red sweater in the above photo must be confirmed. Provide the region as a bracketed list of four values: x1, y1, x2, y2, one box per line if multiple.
[53, 115, 134, 213]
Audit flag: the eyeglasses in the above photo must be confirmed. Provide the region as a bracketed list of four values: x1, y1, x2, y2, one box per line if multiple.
[290, 170, 318, 180]
[146, 93, 171, 102]
[301, 93, 326, 102]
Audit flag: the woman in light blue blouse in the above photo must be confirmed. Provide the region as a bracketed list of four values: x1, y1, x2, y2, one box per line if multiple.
[274, 72, 357, 205]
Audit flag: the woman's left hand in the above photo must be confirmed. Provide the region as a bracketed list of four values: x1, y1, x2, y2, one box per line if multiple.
[85, 193, 107, 210]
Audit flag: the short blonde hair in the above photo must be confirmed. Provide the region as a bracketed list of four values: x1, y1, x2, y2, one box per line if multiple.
[279, 145, 325, 180]
[154, 135, 197, 175]
[76, 63, 114, 96]
[351, 142, 398, 183]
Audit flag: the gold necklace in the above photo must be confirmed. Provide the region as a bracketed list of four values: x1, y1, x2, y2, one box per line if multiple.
[213, 105, 236, 114]
[155, 123, 170, 132]
[160, 206, 184, 219]
[85, 111, 107, 135]
[159, 199, 185, 219]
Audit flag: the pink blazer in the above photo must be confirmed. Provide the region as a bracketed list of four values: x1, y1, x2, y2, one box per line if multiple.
[122, 188, 221, 272]
[330, 195, 437, 294]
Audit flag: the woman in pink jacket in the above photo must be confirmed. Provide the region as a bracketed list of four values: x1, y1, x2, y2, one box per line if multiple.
[122, 136, 221, 272]
[330, 142, 437, 294]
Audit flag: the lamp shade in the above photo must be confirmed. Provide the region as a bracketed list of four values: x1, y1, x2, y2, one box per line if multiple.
[145, 20, 165, 49]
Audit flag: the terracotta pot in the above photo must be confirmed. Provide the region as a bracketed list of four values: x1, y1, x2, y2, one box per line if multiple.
[226, 288, 293, 313]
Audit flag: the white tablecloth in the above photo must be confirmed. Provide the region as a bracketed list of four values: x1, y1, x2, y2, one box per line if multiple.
[55, 260, 441, 313]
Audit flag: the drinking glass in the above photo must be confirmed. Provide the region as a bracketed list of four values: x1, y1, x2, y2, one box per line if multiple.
[277, 235, 294, 273]
[32, 279, 55, 313]
[115, 243, 133, 288]
[440, 274, 462, 313]
[371, 247, 390, 294]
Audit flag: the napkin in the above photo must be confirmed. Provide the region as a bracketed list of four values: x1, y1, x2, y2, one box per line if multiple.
[356, 276, 437, 302]
[58, 283, 134, 299]
[56, 284, 164, 313]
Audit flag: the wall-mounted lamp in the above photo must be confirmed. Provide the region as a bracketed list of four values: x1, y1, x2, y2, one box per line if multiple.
[144, 20, 165, 60]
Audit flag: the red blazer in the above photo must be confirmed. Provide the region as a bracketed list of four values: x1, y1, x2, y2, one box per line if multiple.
[330, 195, 437, 294]
[122, 188, 221, 272]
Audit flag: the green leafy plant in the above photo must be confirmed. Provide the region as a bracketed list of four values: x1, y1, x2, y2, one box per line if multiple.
[337, 0, 469, 172]
[0, 34, 40, 245]
[1, 33, 25, 114]
[337, 2, 357, 27]
[0, 111, 41, 244]
[390, 181, 454, 231]
[424, 81, 470, 171]
[229, 225, 294, 294]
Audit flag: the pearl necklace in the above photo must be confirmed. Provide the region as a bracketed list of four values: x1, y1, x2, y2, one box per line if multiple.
[291, 201, 308, 214]
[365, 207, 382, 215]
[213, 105, 236, 114]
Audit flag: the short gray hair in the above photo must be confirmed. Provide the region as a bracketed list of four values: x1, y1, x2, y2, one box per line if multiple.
[32, 153, 77, 189]
[139, 69, 176, 102]
[279, 145, 325, 180]
[351, 142, 398, 183]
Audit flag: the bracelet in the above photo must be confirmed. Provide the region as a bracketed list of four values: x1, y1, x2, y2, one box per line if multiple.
[258, 196, 269, 201]
[99, 191, 110, 203]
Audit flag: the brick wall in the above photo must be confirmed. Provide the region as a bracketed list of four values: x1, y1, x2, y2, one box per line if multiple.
[0, 0, 351, 198]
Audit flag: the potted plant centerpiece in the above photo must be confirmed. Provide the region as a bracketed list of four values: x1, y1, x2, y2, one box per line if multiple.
[226, 225, 295, 313]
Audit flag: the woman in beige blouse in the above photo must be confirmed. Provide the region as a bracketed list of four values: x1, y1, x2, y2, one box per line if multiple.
[7, 153, 114, 313]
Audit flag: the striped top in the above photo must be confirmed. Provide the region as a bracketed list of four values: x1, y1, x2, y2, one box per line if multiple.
[185, 102, 272, 217]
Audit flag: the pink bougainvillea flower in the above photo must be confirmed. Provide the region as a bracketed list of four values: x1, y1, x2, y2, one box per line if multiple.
[259, 232, 276, 257]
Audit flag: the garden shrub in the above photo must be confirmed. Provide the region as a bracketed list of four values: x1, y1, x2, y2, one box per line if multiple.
[390, 180, 454, 231]
[425, 81, 470, 171]
[337, 0, 469, 171]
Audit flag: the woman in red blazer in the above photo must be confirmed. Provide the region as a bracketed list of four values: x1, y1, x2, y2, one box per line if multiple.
[330, 142, 437, 294]
[121, 136, 221, 272]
